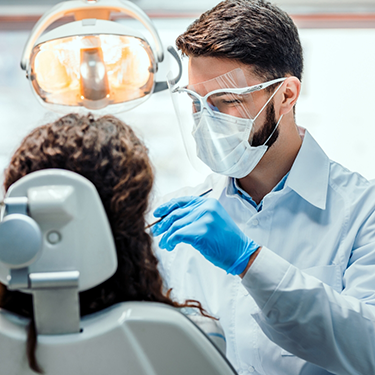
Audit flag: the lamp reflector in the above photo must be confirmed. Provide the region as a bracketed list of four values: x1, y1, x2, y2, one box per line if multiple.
[29, 34, 155, 112]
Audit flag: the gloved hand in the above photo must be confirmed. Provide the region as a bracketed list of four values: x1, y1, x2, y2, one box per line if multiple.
[152, 196, 260, 275]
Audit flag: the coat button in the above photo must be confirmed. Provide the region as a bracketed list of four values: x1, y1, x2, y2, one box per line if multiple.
[251, 219, 259, 226]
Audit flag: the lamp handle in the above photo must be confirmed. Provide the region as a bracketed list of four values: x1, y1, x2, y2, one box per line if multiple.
[20, 0, 164, 71]
[154, 46, 183, 93]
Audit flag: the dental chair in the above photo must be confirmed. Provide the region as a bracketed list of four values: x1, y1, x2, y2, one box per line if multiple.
[0, 169, 237, 375]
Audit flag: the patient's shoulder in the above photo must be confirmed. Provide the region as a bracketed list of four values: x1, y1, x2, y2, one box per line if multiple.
[182, 308, 226, 355]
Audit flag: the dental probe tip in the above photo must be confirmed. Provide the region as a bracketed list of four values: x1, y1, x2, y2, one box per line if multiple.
[145, 188, 213, 229]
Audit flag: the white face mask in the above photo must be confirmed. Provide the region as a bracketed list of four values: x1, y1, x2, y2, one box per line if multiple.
[191, 84, 284, 178]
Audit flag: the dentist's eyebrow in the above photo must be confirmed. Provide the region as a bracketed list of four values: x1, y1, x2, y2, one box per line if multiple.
[209, 92, 229, 98]
[209, 91, 246, 100]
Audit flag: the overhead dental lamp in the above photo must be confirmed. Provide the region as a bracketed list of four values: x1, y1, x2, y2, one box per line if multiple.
[20, 0, 182, 113]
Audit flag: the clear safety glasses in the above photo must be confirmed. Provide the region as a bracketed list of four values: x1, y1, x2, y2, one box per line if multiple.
[172, 77, 286, 118]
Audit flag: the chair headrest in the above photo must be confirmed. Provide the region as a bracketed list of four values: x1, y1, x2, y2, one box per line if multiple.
[0, 169, 117, 293]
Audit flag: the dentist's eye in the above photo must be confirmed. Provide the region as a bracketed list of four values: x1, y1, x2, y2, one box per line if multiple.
[223, 98, 242, 104]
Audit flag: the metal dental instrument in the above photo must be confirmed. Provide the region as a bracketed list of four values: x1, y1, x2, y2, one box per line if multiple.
[145, 188, 213, 230]
[2, 190, 214, 229]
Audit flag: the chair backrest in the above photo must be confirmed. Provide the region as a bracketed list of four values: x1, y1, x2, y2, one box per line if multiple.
[0, 170, 237, 374]
[0, 301, 237, 375]
[0, 169, 117, 335]
[0, 169, 117, 291]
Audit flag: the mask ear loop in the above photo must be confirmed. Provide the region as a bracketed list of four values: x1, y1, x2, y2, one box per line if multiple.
[251, 80, 285, 146]
[262, 114, 283, 146]
[252, 80, 285, 122]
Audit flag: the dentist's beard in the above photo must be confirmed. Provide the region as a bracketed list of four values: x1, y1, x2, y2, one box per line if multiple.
[251, 101, 279, 148]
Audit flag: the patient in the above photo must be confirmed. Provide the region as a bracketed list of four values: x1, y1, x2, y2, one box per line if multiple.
[0, 113, 211, 373]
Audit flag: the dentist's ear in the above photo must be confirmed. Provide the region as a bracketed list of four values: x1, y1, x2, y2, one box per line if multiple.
[279, 76, 301, 116]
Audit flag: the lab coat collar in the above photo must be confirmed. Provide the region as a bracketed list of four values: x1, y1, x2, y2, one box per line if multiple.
[208, 129, 329, 210]
[285, 129, 330, 210]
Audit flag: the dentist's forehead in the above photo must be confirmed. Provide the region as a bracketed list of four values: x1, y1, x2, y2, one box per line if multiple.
[188, 59, 249, 96]
[188, 56, 258, 86]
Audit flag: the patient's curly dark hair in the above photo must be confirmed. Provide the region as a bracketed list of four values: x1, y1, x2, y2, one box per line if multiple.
[0, 113, 206, 373]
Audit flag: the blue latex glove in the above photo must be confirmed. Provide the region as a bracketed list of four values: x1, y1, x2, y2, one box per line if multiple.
[152, 196, 260, 275]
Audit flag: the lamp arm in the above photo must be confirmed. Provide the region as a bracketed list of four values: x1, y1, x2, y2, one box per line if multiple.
[154, 46, 183, 93]
[20, 0, 164, 71]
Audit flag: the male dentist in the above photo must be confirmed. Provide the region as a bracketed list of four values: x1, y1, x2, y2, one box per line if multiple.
[152, 1, 375, 374]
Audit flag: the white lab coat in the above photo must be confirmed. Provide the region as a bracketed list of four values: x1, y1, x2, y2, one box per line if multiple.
[152, 130, 375, 375]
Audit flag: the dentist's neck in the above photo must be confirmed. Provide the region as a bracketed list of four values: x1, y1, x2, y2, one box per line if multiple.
[237, 120, 302, 205]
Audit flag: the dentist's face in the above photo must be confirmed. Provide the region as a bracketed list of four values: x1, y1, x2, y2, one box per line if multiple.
[188, 56, 280, 147]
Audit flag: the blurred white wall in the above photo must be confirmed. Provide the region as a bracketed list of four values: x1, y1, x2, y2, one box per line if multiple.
[3, 0, 375, 14]
[1, 18, 375, 202]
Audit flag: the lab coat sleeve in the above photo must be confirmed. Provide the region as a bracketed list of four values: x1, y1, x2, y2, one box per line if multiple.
[242, 246, 375, 375]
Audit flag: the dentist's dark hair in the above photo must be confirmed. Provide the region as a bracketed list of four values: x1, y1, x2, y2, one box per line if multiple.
[176, 0, 303, 83]
[1, 113, 207, 373]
